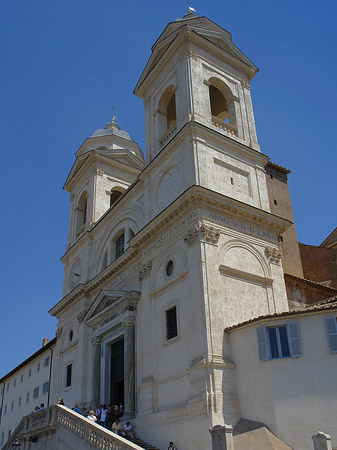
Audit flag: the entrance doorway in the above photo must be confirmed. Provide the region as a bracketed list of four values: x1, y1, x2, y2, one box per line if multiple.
[110, 338, 124, 405]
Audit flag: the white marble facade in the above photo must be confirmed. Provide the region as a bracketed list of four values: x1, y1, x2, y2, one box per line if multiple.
[45, 12, 295, 450]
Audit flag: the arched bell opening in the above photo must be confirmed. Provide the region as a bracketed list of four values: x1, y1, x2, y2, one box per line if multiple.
[157, 85, 177, 146]
[110, 187, 126, 207]
[75, 191, 88, 235]
[208, 77, 237, 136]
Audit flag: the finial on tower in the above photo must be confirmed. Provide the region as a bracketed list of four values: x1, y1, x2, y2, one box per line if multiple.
[111, 105, 117, 124]
[184, 0, 198, 18]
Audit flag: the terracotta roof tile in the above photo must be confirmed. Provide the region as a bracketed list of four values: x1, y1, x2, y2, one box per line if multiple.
[225, 294, 337, 332]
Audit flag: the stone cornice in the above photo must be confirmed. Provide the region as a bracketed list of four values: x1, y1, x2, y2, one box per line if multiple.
[139, 121, 269, 185]
[64, 150, 142, 192]
[135, 21, 257, 97]
[51, 185, 291, 318]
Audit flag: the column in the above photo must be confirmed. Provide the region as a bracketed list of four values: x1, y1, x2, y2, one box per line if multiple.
[209, 425, 234, 450]
[91, 337, 101, 409]
[123, 319, 135, 416]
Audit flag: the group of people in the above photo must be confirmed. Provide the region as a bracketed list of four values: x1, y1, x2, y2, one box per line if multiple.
[94, 403, 124, 428]
[31, 403, 45, 413]
[86, 411, 134, 439]
[56, 398, 177, 448]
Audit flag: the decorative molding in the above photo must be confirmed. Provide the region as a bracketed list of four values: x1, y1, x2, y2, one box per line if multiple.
[188, 354, 236, 372]
[91, 336, 101, 345]
[200, 224, 220, 244]
[184, 224, 200, 245]
[51, 185, 291, 318]
[91, 296, 120, 319]
[184, 224, 220, 246]
[265, 246, 282, 264]
[77, 309, 87, 323]
[98, 305, 136, 329]
[139, 261, 152, 281]
[96, 168, 104, 176]
[55, 327, 63, 338]
[122, 317, 136, 328]
[219, 264, 273, 286]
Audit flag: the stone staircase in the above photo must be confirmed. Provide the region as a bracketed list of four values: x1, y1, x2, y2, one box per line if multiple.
[2, 405, 151, 450]
[128, 436, 161, 450]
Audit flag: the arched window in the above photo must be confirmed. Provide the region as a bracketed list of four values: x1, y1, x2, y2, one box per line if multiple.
[75, 191, 88, 234]
[115, 233, 125, 259]
[158, 85, 177, 146]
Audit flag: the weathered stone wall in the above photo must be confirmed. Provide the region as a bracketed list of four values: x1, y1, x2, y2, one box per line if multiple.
[299, 244, 337, 289]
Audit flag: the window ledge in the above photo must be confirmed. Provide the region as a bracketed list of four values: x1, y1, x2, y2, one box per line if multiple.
[160, 122, 177, 146]
[212, 116, 238, 137]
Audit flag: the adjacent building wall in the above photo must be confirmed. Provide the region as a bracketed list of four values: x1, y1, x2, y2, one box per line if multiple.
[0, 338, 55, 448]
[228, 313, 337, 450]
[265, 162, 303, 278]
[299, 243, 337, 289]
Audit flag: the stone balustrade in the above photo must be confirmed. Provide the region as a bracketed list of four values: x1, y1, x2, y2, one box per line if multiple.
[211, 116, 238, 137]
[159, 122, 177, 146]
[3, 405, 144, 450]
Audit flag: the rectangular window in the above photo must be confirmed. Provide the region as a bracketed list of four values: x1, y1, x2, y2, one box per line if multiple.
[11, 401, 14, 410]
[18, 397, 21, 407]
[4, 404, 7, 414]
[44, 357, 50, 367]
[42, 382, 49, 394]
[115, 233, 125, 259]
[13, 379, 16, 387]
[29, 369, 31, 377]
[37, 363, 40, 372]
[21, 374, 23, 383]
[6, 385, 9, 391]
[257, 322, 302, 361]
[66, 364, 72, 388]
[325, 317, 337, 353]
[26, 392, 29, 402]
[1, 432, 4, 446]
[166, 306, 178, 340]
[33, 387, 39, 399]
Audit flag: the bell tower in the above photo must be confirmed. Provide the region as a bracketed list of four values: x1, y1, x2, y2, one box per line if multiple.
[62, 118, 144, 295]
[135, 11, 270, 221]
[64, 118, 144, 249]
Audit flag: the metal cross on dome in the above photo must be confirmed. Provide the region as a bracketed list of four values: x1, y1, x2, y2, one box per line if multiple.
[111, 105, 117, 123]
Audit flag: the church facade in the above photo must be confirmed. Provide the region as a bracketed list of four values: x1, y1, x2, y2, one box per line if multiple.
[49, 10, 294, 448]
[2, 11, 337, 450]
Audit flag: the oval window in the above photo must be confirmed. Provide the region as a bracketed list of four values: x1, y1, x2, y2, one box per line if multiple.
[166, 260, 174, 278]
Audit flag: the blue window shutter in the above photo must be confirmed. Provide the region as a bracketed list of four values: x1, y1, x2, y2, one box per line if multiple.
[325, 317, 337, 353]
[287, 322, 302, 357]
[257, 327, 269, 361]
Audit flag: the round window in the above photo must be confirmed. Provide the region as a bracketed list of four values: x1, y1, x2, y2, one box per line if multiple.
[166, 260, 174, 278]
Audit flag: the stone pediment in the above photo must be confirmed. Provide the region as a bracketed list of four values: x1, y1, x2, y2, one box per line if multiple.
[64, 149, 143, 191]
[85, 289, 140, 325]
[91, 295, 121, 318]
[135, 15, 257, 94]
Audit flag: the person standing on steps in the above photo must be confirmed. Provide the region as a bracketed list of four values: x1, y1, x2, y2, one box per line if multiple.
[167, 442, 177, 450]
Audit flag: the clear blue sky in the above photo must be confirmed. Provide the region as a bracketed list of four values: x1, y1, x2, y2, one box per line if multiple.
[1, 0, 336, 378]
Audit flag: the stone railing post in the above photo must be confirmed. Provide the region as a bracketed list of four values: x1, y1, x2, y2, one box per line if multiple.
[312, 431, 332, 450]
[209, 424, 234, 450]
